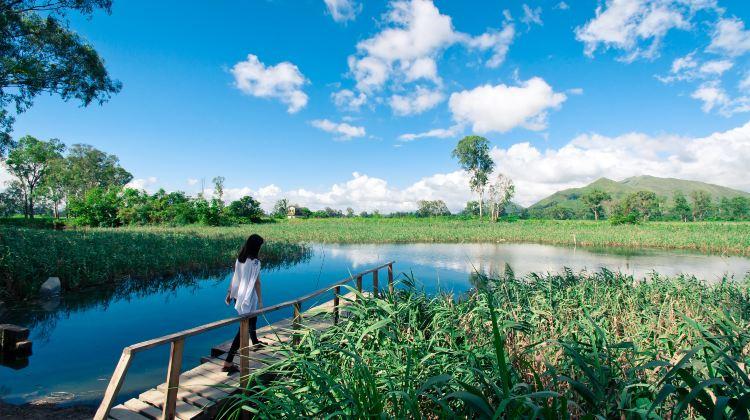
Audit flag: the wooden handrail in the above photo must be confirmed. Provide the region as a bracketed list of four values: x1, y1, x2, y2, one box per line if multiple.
[94, 260, 395, 420]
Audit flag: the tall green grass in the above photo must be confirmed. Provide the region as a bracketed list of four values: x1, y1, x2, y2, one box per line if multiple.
[0, 227, 309, 300]
[221, 269, 750, 418]
[128, 218, 750, 256]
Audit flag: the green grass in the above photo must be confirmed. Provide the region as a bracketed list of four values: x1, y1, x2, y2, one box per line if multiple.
[221, 269, 750, 418]
[0, 226, 309, 300]
[126, 218, 750, 256]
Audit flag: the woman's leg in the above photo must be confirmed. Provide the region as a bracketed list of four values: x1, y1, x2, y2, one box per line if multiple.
[249, 316, 259, 345]
[224, 327, 241, 366]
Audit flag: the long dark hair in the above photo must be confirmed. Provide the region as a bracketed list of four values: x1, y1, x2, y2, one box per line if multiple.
[237, 234, 264, 263]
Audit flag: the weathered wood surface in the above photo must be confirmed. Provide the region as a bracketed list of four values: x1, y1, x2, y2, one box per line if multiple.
[107, 292, 360, 420]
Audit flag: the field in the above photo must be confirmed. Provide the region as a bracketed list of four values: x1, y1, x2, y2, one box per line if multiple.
[131, 218, 750, 255]
[222, 269, 750, 418]
[0, 226, 309, 300]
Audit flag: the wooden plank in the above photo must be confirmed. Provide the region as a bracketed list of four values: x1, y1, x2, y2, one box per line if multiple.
[109, 404, 150, 420]
[163, 338, 185, 420]
[94, 350, 133, 420]
[373, 270, 379, 297]
[388, 263, 394, 294]
[139, 389, 203, 420]
[123, 398, 162, 419]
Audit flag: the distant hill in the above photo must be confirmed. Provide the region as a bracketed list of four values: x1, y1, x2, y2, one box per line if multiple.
[528, 175, 750, 216]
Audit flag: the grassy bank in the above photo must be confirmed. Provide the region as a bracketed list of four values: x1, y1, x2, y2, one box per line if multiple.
[222, 269, 750, 418]
[129, 218, 750, 255]
[0, 227, 309, 300]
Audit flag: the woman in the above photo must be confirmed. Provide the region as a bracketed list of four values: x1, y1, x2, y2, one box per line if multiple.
[223, 234, 264, 374]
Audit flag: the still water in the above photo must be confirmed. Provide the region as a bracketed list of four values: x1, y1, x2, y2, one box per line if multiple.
[1, 242, 749, 406]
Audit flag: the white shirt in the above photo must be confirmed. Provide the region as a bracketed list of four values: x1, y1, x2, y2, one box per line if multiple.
[229, 258, 261, 315]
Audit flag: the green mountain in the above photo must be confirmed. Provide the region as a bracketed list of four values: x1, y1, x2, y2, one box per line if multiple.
[528, 175, 750, 216]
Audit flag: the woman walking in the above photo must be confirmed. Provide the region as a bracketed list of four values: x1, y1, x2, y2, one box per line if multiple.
[223, 234, 264, 374]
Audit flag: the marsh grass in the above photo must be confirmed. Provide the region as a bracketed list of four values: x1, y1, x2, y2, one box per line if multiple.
[220, 269, 750, 418]
[0, 226, 309, 299]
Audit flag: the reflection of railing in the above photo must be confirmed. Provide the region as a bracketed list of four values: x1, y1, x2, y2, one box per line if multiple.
[94, 261, 396, 420]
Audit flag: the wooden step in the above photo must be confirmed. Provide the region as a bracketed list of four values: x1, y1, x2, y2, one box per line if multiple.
[109, 404, 150, 420]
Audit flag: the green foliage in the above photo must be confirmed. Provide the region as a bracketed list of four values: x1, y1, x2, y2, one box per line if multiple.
[67, 187, 121, 227]
[221, 270, 750, 418]
[227, 196, 264, 223]
[453, 136, 494, 217]
[4, 135, 65, 218]
[581, 188, 611, 220]
[672, 191, 692, 222]
[416, 200, 451, 217]
[63, 143, 132, 200]
[0, 226, 310, 299]
[691, 190, 712, 221]
[271, 198, 289, 219]
[0, 1, 120, 150]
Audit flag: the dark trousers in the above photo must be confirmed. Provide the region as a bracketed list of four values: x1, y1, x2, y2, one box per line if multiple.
[225, 316, 259, 364]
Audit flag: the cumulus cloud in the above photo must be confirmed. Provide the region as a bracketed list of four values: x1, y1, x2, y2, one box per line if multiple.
[231, 54, 308, 113]
[575, 0, 714, 62]
[708, 17, 750, 57]
[311, 119, 367, 140]
[398, 123, 464, 141]
[689, 81, 750, 116]
[187, 178, 199, 186]
[448, 77, 567, 133]
[324, 0, 360, 23]
[332, 89, 368, 111]
[126, 177, 159, 192]
[346, 0, 516, 93]
[219, 121, 750, 212]
[389, 86, 444, 115]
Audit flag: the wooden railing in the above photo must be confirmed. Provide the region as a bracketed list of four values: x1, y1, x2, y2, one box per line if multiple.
[94, 261, 395, 420]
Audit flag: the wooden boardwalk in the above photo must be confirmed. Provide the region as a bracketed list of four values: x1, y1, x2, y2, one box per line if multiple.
[96, 262, 394, 420]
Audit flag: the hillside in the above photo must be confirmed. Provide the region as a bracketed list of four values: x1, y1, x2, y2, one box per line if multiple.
[528, 175, 750, 216]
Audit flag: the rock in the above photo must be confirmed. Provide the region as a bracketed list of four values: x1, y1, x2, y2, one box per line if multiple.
[15, 340, 32, 356]
[39, 277, 61, 296]
[0, 324, 30, 352]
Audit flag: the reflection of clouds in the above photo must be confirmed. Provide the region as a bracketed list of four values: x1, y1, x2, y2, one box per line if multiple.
[322, 243, 750, 281]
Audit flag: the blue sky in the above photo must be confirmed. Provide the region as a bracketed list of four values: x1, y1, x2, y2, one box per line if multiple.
[6, 0, 750, 211]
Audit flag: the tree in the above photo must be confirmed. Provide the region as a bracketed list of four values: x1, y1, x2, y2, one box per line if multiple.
[0, 183, 24, 216]
[416, 200, 451, 217]
[487, 173, 515, 222]
[67, 186, 121, 227]
[346, 207, 355, 218]
[4, 135, 64, 218]
[581, 189, 611, 221]
[227, 196, 264, 223]
[671, 191, 691, 222]
[690, 190, 712, 221]
[65, 144, 132, 199]
[212, 176, 225, 201]
[272, 198, 289, 218]
[729, 196, 750, 220]
[624, 191, 661, 221]
[452, 136, 494, 219]
[0, 1, 121, 152]
[40, 156, 69, 218]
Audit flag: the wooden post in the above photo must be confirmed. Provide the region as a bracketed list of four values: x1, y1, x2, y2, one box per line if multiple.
[333, 286, 340, 325]
[93, 350, 133, 420]
[372, 270, 379, 298]
[162, 338, 184, 420]
[239, 318, 250, 389]
[292, 302, 302, 346]
[388, 263, 394, 295]
[356, 275, 363, 300]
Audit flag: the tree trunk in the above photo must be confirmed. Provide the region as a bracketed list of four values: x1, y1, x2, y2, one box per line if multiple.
[593, 209, 599, 221]
[28, 187, 34, 219]
[478, 190, 484, 219]
[53, 202, 59, 219]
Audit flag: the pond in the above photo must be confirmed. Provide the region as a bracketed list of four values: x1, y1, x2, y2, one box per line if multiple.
[1, 242, 749, 406]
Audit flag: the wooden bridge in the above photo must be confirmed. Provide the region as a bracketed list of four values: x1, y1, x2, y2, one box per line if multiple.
[94, 261, 395, 420]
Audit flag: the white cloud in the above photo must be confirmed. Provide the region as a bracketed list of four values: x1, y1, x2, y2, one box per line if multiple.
[567, 87, 584, 95]
[187, 178, 199, 186]
[521, 4, 543, 27]
[739, 73, 750, 92]
[126, 177, 159, 192]
[690, 81, 750, 116]
[699, 59, 733, 75]
[575, 0, 714, 62]
[398, 123, 464, 141]
[556, 2, 570, 10]
[311, 119, 367, 140]
[389, 86, 444, 115]
[231, 54, 308, 113]
[220, 121, 750, 212]
[332, 89, 368, 111]
[324, 0, 360, 23]
[708, 17, 750, 57]
[448, 77, 567, 133]
[347, 0, 516, 92]
[657, 54, 733, 84]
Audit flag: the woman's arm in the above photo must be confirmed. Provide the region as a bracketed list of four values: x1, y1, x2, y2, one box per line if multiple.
[254, 275, 263, 308]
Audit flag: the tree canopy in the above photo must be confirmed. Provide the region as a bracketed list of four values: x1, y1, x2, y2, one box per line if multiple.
[452, 135, 494, 218]
[0, 0, 120, 152]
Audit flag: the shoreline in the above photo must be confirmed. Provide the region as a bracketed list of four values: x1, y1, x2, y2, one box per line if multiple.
[0, 400, 94, 420]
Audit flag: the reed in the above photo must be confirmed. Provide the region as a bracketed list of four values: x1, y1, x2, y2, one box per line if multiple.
[0, 226, 309, 299]
[221, 269, 750, 418]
